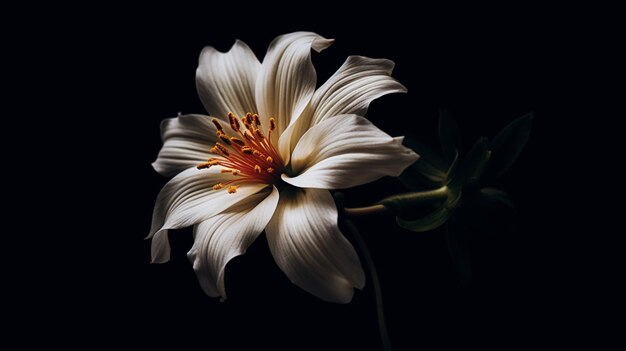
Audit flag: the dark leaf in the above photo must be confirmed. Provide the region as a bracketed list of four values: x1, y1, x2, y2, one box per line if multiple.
[484, 112, 533, 179]
[399, 135, 447, 191]
[439, 108, 460, 164]
[479, 187, 515, 210]
[396, 206, 452, 232]
[450, 137, 491, 188]
[444, 150, 459, 185]
[391, 188, 461, 231]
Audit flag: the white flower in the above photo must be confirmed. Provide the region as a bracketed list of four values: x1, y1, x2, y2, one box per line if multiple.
[148, 32, 419, 303]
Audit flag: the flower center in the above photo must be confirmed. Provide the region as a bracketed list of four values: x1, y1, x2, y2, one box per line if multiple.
[196, 112, 285, 193]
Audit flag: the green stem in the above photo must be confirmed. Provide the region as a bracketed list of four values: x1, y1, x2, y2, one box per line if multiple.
[344, 186, 449, 218]
[343, 204, 388, 217]
[343, 219, 392, 351]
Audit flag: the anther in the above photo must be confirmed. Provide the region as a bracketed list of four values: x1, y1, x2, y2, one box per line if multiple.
[230, 137, 245, 146]
[269, 118, 276, 131]
[219, 133, 232, 145]
[228, 112, 241, 131]
[241, 147, 253, 154]
[254, 165, 262, 173]
[215, 143, 230, 156]
[212, 183, 224, 190]
[211, 118, 224, 132]
[253, 114, 261, 126]
[266, 156, 273, 164]
[267, 167, 275, 174]
[227, 185, 239, 194]
[255, 128, 265, 139]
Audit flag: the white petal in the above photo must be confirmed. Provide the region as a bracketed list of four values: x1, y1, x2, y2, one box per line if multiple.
[255, 32, 333, 139]
[282, 115, 419, 189]
[152, 114, 218, 177]
[310, 56, 407, 125]
[148, 167, 268, 263]
[265, 188, 365, 303]
[196, 40, 261, 119]
[188, 186, 279, 300]
[278, 56, 406, 165]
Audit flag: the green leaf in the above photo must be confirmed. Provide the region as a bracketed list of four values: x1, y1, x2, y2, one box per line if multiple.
[484, 112, 533, 179]
[445, 213, 472, 285]
[393, 188, 461, 232]
[397, 206, 453, 232]
[399, 135, 447, 191]
[439, 108, 460, 164]
[444, 150, 460, 185]
[450, 137, 491, 188]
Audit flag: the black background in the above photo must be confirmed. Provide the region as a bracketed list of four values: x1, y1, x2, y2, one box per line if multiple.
[12, 5, 616, 350]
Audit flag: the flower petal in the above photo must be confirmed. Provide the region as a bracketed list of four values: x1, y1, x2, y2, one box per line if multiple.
[310, 56, 407, 125]
[265, 188, 365, 303]
[255, 32, 333, 139]
[187, 186, 279, 300]
[152, 114, 218, 177]
[196, 40, 261, 119]
[278, 56, 406, 165]
[282, 115, 419, 189]
[148, 167, 268, 263]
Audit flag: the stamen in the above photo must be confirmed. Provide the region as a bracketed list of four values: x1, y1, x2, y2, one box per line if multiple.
[228, 112, 241, 131]
[203, 112, 284, 193]
[218, 133, 232, 145]
[211, 118, 224, 132]
[230, 137, 245, 146]
[255, 128, 265, 140]
[196, 159, 219, 169]
[243, 113, 253, 129]
[215, 142, 230, 156]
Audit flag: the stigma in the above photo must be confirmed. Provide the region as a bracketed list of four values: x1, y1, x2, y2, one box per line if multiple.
[197, 112, 284, 193]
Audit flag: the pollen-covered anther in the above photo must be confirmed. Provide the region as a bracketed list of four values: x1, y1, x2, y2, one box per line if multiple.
[255, 128, 265, 139]
[254, 165, 262, 174]
[196, 159, 219, 169]
[215, 142, 230, 156]
[243, 130, 254, 140]
[218, 133, 232, 145]
[228, 112, 241, 131]
[266, 156, 273, 164]
[242, 113, 253, 129]
[267, 167, 275, 174]
[241, 147, 253, 154]
[211, 118, 224, 132]
[212, 183, 224, 190]
[227, 185, 239, 194]
[230, 137, 245, 146]
[269, 118, 276, 131]
[252, 114, 261, 126]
